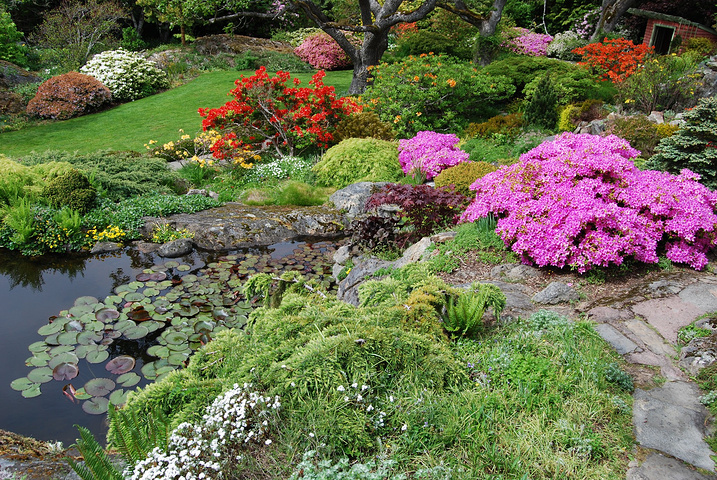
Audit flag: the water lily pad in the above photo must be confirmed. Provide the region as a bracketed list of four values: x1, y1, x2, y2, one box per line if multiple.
[177, 264, 191, 272]
[104, 295, 122, 305]
[114, 320, 135, 333]
[117, 372, 141, 387]
[11, 377, 35, 391]
[182, 274, 197, 283]
[156, 365, 177, 376]
[143, 288, 160, 297]
[149, 272, 167, 281]
[136, 272, 152, 282]
[164, 261, 179, 268]
[27, 367, 53, 384]
[77, 331, 103, 345]
[168, 352, 189, 366]
[82, 397, 109, 415]
[106, 355, 135, 374]
[37, 322, 64, 336]
[66, 319, 84, 332]
[84, 378, 115, 397]
[145, 321, 164, 333]
[141, 362, 157, 380]
[69, 305, 94, 317]
[123, 325, 149, 340]
[163, 331, 188, 345]
[125, 292, 145, 302]
[49, 345, 75, 356]
[96, 308, 120, 322]
[21, 383, 42, 398]
[75, 296, 99, 307]
[109, 389, 128, 407]
[127, 307, 151, 322]
[86, 349, 110, 364]
[53, 362, 79, 381]
[49, 352, 79, 369]
[114, 285, 133, 294]
[26, 353, 50, 367]
[73, 388, 92, 400]
[28, 341, 48, 353]
[57, 331, 79, 345]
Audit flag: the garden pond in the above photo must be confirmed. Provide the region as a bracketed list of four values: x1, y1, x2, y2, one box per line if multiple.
[0, 239, 337, 446]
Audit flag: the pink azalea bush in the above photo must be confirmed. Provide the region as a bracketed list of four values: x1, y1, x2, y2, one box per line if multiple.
[460, 133, 717, 272]
[294, 33, 353, 70]
[398, 131, 469, 180]
[502, 27, 553, 56]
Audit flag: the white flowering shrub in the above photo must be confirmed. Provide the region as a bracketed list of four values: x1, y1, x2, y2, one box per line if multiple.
[81, 49, 169, 101]
[546, 31, 587, 61]
[128, 383, 280, 480]
[244, 155, 315, 183]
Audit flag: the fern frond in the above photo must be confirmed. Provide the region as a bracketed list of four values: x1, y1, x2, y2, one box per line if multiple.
[67, 425, 124, 480]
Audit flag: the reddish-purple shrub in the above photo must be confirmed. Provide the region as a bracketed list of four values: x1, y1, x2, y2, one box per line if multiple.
[294, 33, 354, 70]
[461, 133, 717, 272]
[26, 72, 112, 120]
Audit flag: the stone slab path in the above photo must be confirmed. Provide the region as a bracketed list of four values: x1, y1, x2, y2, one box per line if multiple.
[588, 274, 717, 479]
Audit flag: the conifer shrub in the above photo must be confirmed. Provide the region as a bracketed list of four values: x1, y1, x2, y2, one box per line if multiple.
[434, 161, 497, 197]
[464, 113, 524, 139]
[609, 115, 677, 159]
[312, 138, 402, 188]
[333, 111, 396, 142]
[523, 75, 558, 130]
[482, 56, 573, 98]
[26, 72, 111, 120]
[41, 169, 97, 213]
[648, 96, 717, 190]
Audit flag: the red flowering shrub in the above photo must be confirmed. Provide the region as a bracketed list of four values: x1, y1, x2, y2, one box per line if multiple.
[199, 67, 361, 157]
[26, 72, 112, 120]
[294, 33, 355, 70]
[572, 38, 652, 83]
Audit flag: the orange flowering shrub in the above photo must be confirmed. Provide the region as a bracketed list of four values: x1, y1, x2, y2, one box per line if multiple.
[26, 72, 112, 120]
[572, 38, 652, 83]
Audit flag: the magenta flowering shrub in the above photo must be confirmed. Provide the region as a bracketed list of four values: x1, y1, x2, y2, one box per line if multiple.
[461, 133, 717, 272]
[398, 131, 469, 179]
[502, 27, 553, 57]
[294, 33, 354, 70]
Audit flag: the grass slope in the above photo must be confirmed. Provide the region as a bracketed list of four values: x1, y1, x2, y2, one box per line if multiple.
[0, 70, 353, 158]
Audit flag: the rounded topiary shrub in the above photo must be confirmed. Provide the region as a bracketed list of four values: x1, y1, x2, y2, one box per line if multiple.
[26, 72, 111, 120]
[434, 161, 497, 197]
[312, 138, 401, 188]
[42, 169, 96, 213]
[80, 49, 169, 101]
[333, 111, 396, 142]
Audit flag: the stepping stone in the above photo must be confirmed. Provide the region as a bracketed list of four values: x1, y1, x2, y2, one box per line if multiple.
[680, 283, 717, 314]
[627, 452, 716, 480]
[633, 381, 715, 472]
[594, 323, 638, 354]
[633, 297, 706, 344]
[624, 318, 677, 357]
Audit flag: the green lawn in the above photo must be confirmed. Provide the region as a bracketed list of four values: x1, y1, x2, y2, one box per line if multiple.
[0, 70, 354, 159]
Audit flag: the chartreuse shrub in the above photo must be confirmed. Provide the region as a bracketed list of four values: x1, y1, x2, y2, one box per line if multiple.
[313, 138, 401, 188]
[117, 265, 633, 479]
[0, 5, 28, 66]
[464, 113, 524, 139]
[462, 133, 717, 272]
[26, 72, 112, 120]
[333, 111, 396, 142]
[362, 54, 514, 137]
[80, 49, 169, 101]
[434, 161, 497, 197]
[648, 96, 717, 190]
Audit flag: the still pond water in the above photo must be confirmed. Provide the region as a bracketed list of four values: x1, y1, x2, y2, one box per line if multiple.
[0, 241, 320, 446]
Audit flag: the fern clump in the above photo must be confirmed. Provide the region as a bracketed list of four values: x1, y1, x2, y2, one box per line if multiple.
[313, 138, 402, 188]
[434, 161, 497, 197]
[441, 283, 506, 337]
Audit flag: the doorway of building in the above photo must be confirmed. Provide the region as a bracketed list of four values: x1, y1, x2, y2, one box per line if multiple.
[651, 25, 674, 54]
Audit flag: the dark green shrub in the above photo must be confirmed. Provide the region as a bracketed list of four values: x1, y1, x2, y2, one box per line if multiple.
[120, 27, 148, 51]
[648, 96, 717, 189]
[464, 113, 524, 139]
[21, 151, 182, 201]
[609, 116, 667, 159]
[523, 68, 606, 105]
[434, 161, 497, 197]
[42, 169, 96, 213]
[482, 56, 573, 98]
[313, 138, 402, 188]
[26, 72, 112, 120]
[396, 30, 472, 59]
[523, 75, 558, 131]
[333, 111, 395, 142]
[362, 54, 514, 137]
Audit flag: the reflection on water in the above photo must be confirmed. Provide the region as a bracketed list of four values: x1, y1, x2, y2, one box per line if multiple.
[0, 247, 215, 445]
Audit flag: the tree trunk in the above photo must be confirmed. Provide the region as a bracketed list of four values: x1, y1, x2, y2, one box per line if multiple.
[180, 24, 186, 46]
[591, 0, 637, 41]
[348, 32, 388, 95]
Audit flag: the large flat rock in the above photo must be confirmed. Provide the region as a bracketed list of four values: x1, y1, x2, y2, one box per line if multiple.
[164, 203, 349, 251]
[627, 453, 716, 480]
[633, 297, 706, 344]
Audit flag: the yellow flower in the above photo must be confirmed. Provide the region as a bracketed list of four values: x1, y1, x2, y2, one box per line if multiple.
[181, 134, 190, 140]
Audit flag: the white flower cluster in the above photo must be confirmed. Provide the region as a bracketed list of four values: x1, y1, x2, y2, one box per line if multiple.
[81, 49, 169, 101]
[246, 155, 314, 183]
[546, 31, 588, 61]
[128, 383, 280, 480]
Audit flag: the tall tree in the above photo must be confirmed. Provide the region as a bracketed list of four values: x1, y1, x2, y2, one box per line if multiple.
[590, 0, 636, 40]
[293, 0, 508, 94]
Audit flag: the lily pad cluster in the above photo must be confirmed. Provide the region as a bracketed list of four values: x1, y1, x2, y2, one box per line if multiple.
[12, 241, 337, 415]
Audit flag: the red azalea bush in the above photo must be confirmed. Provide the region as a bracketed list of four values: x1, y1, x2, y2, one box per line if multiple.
[199, 67, 361, 157]
[294, 33, 354, 70]
[461, 133, 717, 272]
[26, 72, 112, 120]
[572, 38, 652, 83]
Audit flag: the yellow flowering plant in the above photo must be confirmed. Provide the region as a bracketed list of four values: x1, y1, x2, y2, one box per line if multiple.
[86, 225, 127, 243]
